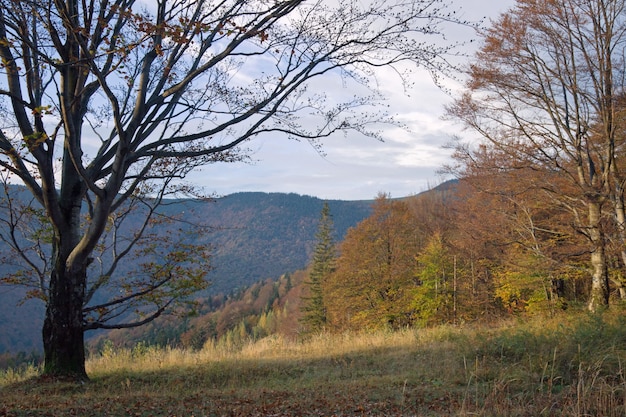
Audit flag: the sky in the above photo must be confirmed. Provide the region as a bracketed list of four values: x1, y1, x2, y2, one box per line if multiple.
[192, 0, 515, 201]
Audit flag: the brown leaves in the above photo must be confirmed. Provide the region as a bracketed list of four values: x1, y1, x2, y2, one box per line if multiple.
[0, 386, 412, 416]
[324, 195, 422, 331]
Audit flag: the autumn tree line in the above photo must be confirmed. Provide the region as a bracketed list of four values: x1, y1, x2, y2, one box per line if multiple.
[100, 0, 626, 349]
[299, 189, 563, 334]
[302, 0, 626, 331]
[93, 172, 623, 350]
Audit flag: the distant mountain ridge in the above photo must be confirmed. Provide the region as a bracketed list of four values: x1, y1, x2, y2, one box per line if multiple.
[201, 192, 372, 294]
[0, 191, 372, 355]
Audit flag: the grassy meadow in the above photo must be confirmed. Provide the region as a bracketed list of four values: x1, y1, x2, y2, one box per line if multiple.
[1, 312, 626, 416]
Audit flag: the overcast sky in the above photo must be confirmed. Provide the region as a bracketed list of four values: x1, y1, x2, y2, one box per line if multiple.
[192, 0, 515, 201]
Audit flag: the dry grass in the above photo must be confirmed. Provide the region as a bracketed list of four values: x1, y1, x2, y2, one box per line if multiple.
[1, 312, 626, 416]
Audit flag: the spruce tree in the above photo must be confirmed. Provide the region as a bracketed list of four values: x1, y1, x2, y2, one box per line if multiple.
[300, 202, 336, 333]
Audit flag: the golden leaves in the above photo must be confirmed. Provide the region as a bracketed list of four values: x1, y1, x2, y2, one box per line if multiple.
[23, 131, 48, 151]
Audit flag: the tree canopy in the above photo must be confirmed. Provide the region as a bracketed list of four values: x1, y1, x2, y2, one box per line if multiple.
[324, 195, 422, 330]
[447, 0, 626, 311]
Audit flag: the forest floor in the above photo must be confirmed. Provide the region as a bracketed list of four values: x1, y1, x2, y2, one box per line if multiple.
[1, 311, 626, 416]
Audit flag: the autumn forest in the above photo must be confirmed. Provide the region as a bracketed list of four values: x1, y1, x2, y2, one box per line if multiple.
[306, 0, 626, 334]
[3, 0, 626, 412]
[0, 0, 625, 391]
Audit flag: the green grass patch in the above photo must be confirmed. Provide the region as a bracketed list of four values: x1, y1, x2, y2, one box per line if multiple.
[2, 312, 625, 416]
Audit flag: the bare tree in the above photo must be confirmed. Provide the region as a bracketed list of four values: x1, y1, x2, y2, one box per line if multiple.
[0, 0, 466, 379]
[447, 0, 626, 312]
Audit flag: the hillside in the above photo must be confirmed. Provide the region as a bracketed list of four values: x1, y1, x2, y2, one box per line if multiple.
[3, 313, 625, 416]
[0, 192, 372, 356]
[196, 192, 372, 294]
[90, 269, 308, 352]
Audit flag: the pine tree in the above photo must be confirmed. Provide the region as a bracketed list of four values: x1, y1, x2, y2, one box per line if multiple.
[300, 202, 336, 333]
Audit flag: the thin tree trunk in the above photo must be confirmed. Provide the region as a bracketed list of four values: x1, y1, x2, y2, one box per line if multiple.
[611, 181, 626, 300]
[587, 200, 610, 312]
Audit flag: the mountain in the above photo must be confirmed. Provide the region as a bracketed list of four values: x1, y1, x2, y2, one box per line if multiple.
[197, 192, 372, 294]
[0, 191, 372, 356]
[89, 270, 310, 352]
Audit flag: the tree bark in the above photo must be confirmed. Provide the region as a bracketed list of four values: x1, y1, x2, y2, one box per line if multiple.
[610, 177, 626, 300]
[42, 265, 87, 380]
[41, 145, 89, 379]
[587, 200, 610, 312]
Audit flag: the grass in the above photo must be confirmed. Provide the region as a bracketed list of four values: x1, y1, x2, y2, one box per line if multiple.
[1, 312, 626, 416]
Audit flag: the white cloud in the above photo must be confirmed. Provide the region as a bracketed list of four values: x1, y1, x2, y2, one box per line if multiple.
[186, 0, 516, 200]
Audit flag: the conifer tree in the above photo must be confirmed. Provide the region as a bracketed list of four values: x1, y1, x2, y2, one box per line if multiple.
[300, 202, 336, 333]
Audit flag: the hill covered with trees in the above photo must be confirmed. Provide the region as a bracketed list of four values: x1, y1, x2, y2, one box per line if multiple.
[0, 191, 372, 357]
[90, 176, 623, 353]
[196, 192, 371, 294]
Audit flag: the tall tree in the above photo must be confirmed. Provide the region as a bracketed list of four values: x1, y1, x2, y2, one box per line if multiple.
[0, 0, 466, 379]
[300, 202, 335, 334]
[413, 232, 455, 325]
[447, 0, 626, 311]
[325, 195, 422, 330]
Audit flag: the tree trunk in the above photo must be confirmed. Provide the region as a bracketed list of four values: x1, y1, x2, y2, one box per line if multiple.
[41, 172, 89, 380]
[611, 182, 626, 300]
[587, 200, 610, 312]
[42, 256, 88, 380]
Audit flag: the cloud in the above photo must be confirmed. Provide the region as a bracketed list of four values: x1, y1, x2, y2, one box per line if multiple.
[183, 0, 515, 200]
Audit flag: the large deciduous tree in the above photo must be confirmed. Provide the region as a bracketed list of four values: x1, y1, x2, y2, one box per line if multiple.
[446, 145, 590, 312]
[0, 0, 466, 379]
[447, 0, 626, 311]
[325, 195, 422, 330]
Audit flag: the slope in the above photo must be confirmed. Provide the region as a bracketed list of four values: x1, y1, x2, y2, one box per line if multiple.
[0, 192, 372, 355]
